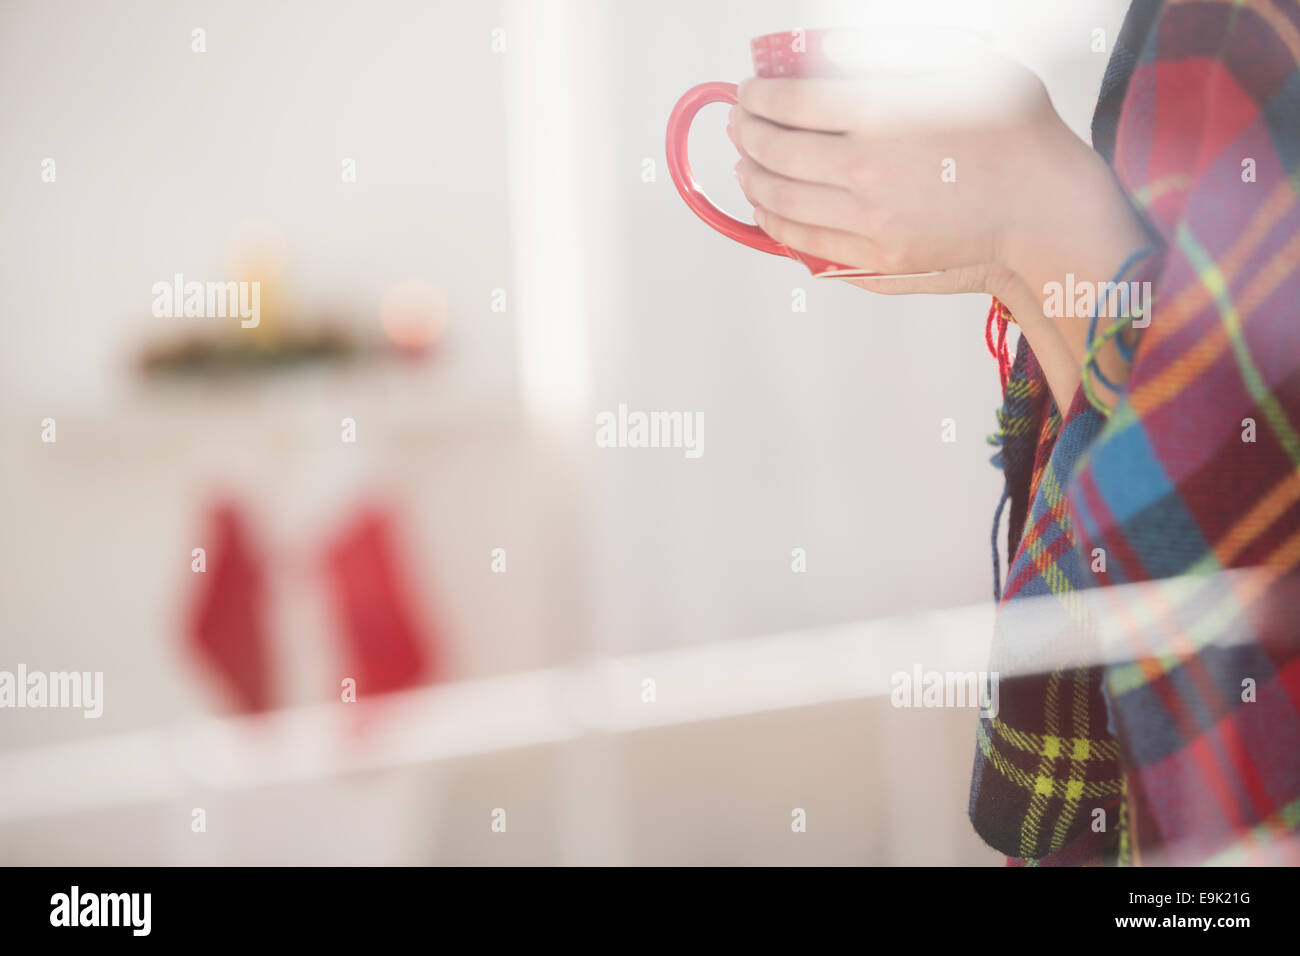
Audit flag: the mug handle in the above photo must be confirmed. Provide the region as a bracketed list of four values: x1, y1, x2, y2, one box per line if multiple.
[665, 82, 788, 257]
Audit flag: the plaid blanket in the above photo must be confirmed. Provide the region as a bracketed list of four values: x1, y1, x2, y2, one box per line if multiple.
[970, 0, 1300, 865]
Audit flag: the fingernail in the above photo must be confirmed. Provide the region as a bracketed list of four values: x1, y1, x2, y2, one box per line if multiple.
[754, 207, 766, 227]
[732, 159, 742, 179]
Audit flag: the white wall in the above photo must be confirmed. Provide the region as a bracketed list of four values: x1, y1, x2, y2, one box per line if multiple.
[578, 0, 1125, 650]
[0, 0, 1129, 863]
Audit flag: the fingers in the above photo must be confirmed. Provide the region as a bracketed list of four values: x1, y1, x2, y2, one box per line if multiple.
[729, 105, 852, 185]
[751, 206, 878, 272]
[737, 78, 868, 132]
[844, 268, 983, 295]
[753, 205, 949, 277]
[734, 157, 862, 234]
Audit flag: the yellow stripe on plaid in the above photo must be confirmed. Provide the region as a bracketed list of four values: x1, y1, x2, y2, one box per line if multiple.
[1178, 224, 1300, 466]
[1019, 670, 1066, 858]
[997, 413, 1035, 438]
[1021, 462, 1088, 620]
[1127, 182, 1298, 421]
[991, 716, 1121, 761]
[1051, 672, 1098, 849]
[977, 719, 1125, 803]
[1004, 377, 1036, 400]
[997, 437, 1122, 855]
[1131, 173, 1194, 209]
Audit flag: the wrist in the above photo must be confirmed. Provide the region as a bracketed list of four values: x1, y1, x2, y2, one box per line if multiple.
[997, 121, 1152, 409]
[999, 120, 1151, 307]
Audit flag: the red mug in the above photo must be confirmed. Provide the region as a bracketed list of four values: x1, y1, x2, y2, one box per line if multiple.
[667, 29, 887, 278]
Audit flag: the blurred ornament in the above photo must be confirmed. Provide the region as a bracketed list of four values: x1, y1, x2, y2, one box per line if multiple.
[224, 221, 289, 349]
[380, 278, 447, 355]
[135, 235, 443, 380]
[138, 323, 356, 378]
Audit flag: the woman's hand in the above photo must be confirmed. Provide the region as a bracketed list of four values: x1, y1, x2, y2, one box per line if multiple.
[729, 59, 1062, 278]
[729, 56, 1152, 410]
[843, 263, 1021, 299]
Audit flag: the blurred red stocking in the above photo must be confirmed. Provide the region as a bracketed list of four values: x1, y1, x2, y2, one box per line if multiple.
[322, 506, 436, 698]
[187, 502, 273, 712]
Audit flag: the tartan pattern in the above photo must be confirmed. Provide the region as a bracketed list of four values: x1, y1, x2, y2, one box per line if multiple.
[971, 0, 1300, 865]
[973, 381, 1129, 862]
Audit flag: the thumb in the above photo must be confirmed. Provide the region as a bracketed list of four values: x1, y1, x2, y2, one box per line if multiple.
[841, 265, 992, 297]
